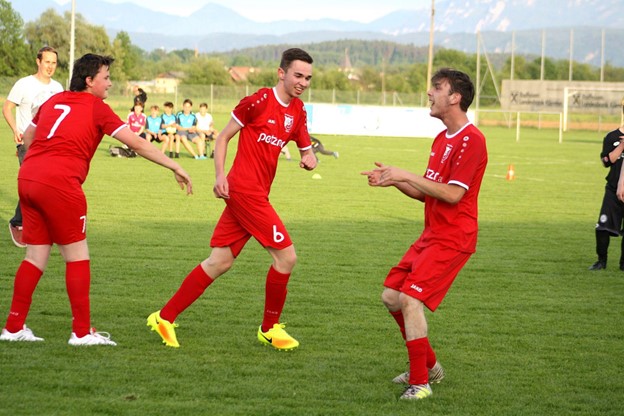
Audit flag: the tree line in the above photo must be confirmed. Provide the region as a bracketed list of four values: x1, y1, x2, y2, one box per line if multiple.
[2, 1, 623, 98]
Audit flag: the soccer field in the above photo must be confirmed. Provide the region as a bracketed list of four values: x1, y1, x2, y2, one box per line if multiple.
[0, 123, 623, 415]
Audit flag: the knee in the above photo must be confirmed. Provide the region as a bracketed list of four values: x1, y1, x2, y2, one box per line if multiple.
[275, 251, 297, 273]
[381, 288, 401, 310]
[203, 254, 233, 277]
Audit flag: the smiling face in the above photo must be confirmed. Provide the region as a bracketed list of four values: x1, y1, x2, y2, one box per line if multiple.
[278, 60, 313, 102]
[36, 51, 58, 81]
[87, 65, 112, 99]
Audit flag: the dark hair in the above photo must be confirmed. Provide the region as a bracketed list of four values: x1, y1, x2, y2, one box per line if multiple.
[279, 48, 313, 71]
[37, 46, 58, 60]
[69, 53, 114, 92]
[431, 68, 475, 112]
[163, 101, 173, 108]
[199, 102, 208, 108]
[183, 98, 193, 106]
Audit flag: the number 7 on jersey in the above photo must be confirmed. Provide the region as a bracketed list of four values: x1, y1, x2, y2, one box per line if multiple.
[47, 104, 71, 139]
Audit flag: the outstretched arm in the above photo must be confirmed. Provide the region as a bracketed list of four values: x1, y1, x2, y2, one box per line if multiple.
[362, 162, 425, 201]
[362, 161, 466, 204]
[114, 126, 193, 195]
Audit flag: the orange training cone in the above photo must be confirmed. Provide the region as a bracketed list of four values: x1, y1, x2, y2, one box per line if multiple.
[506, 164, 515, 181]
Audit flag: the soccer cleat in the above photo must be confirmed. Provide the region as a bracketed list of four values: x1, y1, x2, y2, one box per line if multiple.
[333, 151, 339, 158]
[588, 261, 606, 270]
[428, 361, 445, 384]
[68, 328, 116, 346]
[147, 311, 179, 348]
[393, 371, 410, 384]
[257, 323, 299, 351]
[400, 383, 432, 400]
[0, 325, 43, 342]
[9, 223, 26, 248]
[393, 361, 445, 385]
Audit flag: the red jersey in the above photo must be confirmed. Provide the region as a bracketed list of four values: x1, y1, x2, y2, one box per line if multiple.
[19, 91, 126, 190]
[127, 112, 146, 133]
[415, 122, 488, 253]
[228, 87, 311, 196]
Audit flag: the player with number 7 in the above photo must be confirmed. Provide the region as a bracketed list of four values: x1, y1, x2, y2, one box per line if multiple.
[0, 53, 192, 346]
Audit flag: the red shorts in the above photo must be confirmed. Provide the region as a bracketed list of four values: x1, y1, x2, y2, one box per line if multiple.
[210, 191, 292, 257]
[384, 243, 472, 311]
[19, 179, 88, 245]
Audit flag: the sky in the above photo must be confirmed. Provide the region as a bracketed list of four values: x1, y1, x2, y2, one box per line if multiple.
[54, 0, 425, 22]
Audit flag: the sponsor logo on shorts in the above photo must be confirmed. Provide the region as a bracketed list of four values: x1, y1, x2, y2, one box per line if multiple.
[410, 284, 423, 293]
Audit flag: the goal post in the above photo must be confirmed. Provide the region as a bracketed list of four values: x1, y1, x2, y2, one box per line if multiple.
[477, 109, 563, 143]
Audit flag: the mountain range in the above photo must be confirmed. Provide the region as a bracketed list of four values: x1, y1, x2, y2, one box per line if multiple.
[12, 0, 624, 66]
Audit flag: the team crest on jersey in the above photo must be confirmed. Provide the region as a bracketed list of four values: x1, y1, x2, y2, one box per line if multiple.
[284, 114, 294, 133]
[441, 144, 453, 163]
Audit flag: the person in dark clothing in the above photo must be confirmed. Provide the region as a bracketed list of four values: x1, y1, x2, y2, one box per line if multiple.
[589, 118, 624, 271]
[589, 122, 624, 271]
[310, 136, 339, 160]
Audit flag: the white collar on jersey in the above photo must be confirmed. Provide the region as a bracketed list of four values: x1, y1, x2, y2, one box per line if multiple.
[445, 121, 473, 139]
[272, 87, 290, 108]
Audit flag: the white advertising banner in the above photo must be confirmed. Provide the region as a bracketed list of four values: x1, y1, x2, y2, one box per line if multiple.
[501, 80, 624, 115]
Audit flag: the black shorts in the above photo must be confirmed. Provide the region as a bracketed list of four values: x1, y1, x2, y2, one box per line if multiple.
[596, 188, 624, 236]
[147, 132, 162, 142]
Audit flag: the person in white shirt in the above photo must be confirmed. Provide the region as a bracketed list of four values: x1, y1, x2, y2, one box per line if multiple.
[195, 102, 219, 158]
[2, 46, 63, 248]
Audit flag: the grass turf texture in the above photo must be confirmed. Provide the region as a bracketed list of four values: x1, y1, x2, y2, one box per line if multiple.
[0, 122, 623, 415]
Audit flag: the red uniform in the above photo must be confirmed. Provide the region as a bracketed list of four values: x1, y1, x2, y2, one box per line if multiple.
[127, 112, 146, 134]
[384, 122, 488, 310]
[210, 87, 312, 255]
[19, 91, 126, 245]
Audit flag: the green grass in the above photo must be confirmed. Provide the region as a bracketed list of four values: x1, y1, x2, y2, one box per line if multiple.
[1, 119, 623, 415]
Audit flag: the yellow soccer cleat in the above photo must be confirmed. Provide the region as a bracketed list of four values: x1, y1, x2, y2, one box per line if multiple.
[257, 323, 299, 351]
[400, 384, 433, 400]
[147, 310, 180, 348]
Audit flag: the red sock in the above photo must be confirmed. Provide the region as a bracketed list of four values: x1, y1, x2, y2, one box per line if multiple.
[5, 261, 43, 333]
[261, 266, 290, 332]
[161, 264, 213, 322]
[389, 310, 406, 340]
[425, 338, 437, 369]
[406, 337, 429, 385]
[66, 260, 91, 338]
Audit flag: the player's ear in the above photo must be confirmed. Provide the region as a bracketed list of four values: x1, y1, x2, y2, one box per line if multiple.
[450, 92, 461, 105]
[277, 67, 285, 81]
